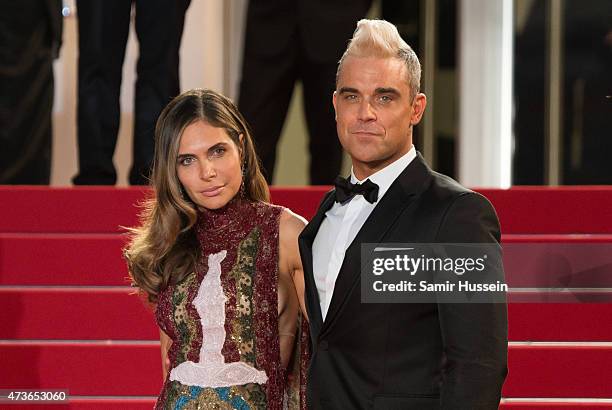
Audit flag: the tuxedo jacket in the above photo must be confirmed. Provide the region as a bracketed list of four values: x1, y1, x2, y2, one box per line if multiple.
[298, 154, 508, 410]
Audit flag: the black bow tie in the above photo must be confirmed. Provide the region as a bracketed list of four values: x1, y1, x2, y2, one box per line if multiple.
[334, 176, 379, 204]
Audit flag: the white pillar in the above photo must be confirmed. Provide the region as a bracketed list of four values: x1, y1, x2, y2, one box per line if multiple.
[226, 0, 248, 100]
[458, 0, 513, 188]
[181, 1, 224, 92]
[546, 0, 564, 185]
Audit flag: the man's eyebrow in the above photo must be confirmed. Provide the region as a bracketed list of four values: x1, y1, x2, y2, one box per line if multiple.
[374, 87, 401, 96]
[338, 87, 359, 94]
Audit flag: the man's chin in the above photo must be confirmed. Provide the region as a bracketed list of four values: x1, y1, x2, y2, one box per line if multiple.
[349, 156, 392, 176]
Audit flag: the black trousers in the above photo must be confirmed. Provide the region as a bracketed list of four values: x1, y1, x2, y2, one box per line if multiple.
[0, 0, 58, 184]
[238, 36, 342, 185]
[73, 0, 189, 185]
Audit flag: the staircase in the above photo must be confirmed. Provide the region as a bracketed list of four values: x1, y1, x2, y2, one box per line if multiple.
[1, 186, 611, 409]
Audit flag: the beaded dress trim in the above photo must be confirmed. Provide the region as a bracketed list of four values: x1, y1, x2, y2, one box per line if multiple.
[169, 250, 268, 388]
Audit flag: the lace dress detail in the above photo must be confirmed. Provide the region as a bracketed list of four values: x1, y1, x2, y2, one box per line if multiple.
[154, 199, 308, 410]
[170, 250, 269, 388]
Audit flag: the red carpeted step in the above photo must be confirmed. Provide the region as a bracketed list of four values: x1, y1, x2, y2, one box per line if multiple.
[0, 288, 158, 340]
[503, 345, 612, 398]
[0, 234, 129, 285]
[8, 398, 156, 410]
[270, 187, 331, 221]
[4, 232, 612, 286]
[3, 287, 612, 341]
[1, 343, 611, 398]
[0, 187, 330, 233]
[500, 403, 612, 409]
[15, 399, 612, 410]
[502, 234, 612, 290]
[10, 399, 612, 410]
[479, 187, 612, 234]
[503, 234, 612, 243]
[0, 342, 162, 396]
[5, 186, 612, 234]
[508, 303, 612, 341]
[0, 187, 148, 234]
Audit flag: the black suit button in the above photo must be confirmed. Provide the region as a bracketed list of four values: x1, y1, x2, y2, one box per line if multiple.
[319, 340, 329, 351]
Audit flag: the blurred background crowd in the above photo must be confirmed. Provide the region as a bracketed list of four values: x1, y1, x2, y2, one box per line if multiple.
[1, 0, 610, 186]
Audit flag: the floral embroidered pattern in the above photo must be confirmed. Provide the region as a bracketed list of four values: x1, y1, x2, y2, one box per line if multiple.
[229, 228, 260, 365]
[164, 381, 260, 409]
[172, 273, 200, 364]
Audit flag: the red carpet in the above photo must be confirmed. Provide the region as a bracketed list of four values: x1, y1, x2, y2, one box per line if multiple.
[3, 289, 612, 341]
[0, 343, 610, 397]
[1, 186, 611, 408]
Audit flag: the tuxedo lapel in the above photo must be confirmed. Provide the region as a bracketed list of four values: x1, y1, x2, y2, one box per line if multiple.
[320, 154, 433, 336]
[298, 190, 336, 337]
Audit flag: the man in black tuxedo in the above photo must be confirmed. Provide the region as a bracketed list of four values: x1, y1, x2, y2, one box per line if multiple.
[238, 0, 372, 185]
[299, 19, 508, 409]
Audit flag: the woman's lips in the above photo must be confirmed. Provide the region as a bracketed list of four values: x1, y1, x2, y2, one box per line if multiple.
[199, 185, 224, 197]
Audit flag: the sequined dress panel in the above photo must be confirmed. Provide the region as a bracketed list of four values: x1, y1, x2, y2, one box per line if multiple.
[155, 200, 303, 409]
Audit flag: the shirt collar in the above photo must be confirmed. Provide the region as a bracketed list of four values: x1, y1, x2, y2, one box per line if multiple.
[350, 145, 417, 201]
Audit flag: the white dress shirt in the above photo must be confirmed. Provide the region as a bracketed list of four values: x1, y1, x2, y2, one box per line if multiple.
[312, 146, 417, 320]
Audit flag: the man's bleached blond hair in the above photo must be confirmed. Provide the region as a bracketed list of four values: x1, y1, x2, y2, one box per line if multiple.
[337, 19, 421, 99]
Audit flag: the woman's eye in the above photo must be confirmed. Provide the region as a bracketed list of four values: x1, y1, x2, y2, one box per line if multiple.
[179, 157, 194, 166]
[212, 147, 226, 156]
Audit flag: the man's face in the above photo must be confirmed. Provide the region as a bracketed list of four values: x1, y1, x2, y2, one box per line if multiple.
[333, 55, 426, 179]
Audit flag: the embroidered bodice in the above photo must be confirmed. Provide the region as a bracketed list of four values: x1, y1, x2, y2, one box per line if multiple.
[154, 199, 306, 409]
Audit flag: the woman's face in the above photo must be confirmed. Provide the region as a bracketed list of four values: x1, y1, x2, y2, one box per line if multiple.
[176, 120, 242, 210]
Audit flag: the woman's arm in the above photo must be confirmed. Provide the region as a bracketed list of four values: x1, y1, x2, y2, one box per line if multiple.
[159, 328, 172, 381]
[278, 209, 308, 321]
[277, 209, 308, 368]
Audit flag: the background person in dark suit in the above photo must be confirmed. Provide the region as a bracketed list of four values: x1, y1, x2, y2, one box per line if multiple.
[298, 19, 508, 409]
[73, 0, 190, 186]
[237, 0, 372, 185]
[514, 0, 612, 185]
[0, 0, 62, 184]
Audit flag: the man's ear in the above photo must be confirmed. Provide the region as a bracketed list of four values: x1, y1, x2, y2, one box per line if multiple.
[410, 93, 427, 125]
[332, 91, 338, 120]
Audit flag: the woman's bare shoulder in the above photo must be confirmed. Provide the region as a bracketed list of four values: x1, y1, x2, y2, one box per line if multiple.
[279, 208, 307, 239]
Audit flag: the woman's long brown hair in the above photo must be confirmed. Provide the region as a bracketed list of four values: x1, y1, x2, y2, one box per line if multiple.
[124, 89, 269, 303]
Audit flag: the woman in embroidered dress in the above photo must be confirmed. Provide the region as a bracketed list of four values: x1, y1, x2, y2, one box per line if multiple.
[124, 89, 309, 409]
